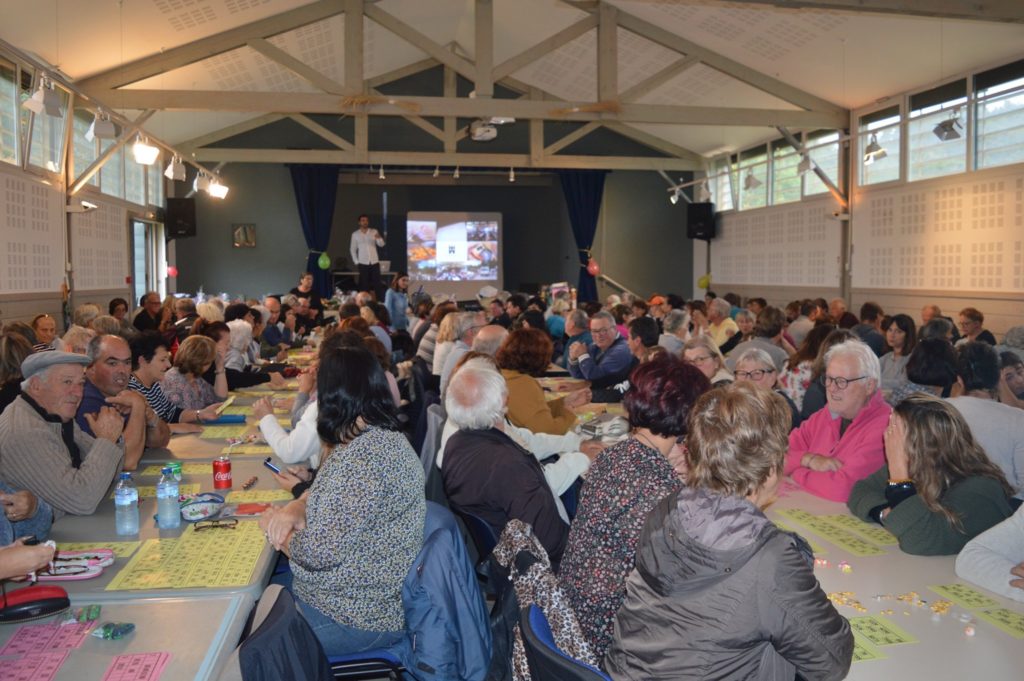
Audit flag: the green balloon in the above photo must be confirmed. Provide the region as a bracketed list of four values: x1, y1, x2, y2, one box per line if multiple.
[317, 253, 331, 270]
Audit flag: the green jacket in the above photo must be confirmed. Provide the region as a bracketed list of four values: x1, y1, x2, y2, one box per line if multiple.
[848, 465, 1013, 555]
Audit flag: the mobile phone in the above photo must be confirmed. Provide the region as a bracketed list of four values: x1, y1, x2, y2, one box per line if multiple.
[263, 457, 281, 474]
[22, 536, 40, 546]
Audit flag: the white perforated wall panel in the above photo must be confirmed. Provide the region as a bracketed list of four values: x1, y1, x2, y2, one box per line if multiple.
[0, 173, 64, 294]
[852, 167, 1024, 293]
[710, 198, 841, 288]
[70, 201, 129, 291]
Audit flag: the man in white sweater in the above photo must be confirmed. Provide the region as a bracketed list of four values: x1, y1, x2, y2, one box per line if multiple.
[956, 504, 1024, 602]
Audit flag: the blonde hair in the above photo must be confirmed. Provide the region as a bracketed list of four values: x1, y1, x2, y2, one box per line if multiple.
[686, 382, 790, 497]
[174, 335, 217, 376]
[436, 310, 460, 344]
[683, 334, 726, 372]
[896, 394, 1013, 528]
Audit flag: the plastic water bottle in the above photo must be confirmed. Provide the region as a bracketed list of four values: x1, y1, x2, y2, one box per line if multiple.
[114, 472, 139, 536]
[156, 466, 181, 529]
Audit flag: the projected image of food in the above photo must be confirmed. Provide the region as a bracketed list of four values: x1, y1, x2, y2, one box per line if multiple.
[407, 213, 501, 293]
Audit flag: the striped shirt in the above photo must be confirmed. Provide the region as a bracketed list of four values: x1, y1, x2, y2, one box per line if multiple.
[128, 374, 183, 423]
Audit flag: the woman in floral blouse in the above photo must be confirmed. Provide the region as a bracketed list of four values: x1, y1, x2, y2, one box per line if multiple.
[558, 355, 710, 660]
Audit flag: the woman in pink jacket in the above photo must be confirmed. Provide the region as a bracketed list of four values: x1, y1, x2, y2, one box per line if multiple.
[784, 340, 891, 502]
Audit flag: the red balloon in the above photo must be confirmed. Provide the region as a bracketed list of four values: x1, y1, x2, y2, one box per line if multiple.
[586, 259, 600, 277]
[167, 265, 179, 278]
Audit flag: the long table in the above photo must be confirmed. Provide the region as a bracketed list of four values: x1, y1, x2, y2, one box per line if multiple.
[769, 488, 1024, 678]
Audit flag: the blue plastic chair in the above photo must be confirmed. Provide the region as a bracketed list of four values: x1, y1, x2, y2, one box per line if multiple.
[454, 509, 500, 564]
[519, 604, 611, 681]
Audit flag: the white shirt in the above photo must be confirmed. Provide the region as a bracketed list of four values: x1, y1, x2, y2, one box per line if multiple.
[349, 228, 385, 266]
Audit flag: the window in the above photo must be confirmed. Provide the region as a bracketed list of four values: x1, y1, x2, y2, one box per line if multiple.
[0, 60, 17, 165]
[71, 109, 99, 187]
[146, 160, 164, 207]
[709, 155, 733, 211]
[737, 146, 768, 210]
[771, 139, 801, 205]
[907, 79, 967, 181]
[975, 59, 1024, 170]
[28, 81, 70, 173]
[125, 150, 146, 206]
[100, 139, 124, 199]
[804, 130, 840, 196]
[133, 219, 166, 304]
[859, 105, 901, 185]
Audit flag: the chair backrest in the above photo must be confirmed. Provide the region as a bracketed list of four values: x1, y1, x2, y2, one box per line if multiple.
[519, 605, 611, 681]
[219, 585, 333, 681]
[455, 509, 500, 561]
[420, 403, 447, 478]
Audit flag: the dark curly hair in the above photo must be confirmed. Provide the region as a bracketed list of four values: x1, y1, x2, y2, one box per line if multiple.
[495, 328, 553, 377]
[624, 354, 710, 437]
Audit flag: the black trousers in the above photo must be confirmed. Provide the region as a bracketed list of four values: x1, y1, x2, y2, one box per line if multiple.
[357, 262, 382, 296]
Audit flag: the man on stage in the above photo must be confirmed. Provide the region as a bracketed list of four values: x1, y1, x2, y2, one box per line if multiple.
[349, 214, 386, 298]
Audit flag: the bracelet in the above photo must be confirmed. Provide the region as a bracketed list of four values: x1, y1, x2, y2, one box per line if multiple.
[215, 369, 226, 375]
[887, 478, 914, 486]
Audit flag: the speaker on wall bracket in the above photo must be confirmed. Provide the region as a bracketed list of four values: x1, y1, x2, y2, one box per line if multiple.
[687, 202, 717, 240]
[164, 197, 196, 239]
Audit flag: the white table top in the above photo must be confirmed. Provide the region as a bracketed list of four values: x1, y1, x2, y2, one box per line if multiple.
[0, 595, 251, 681]
[769, 488, 1024, 679]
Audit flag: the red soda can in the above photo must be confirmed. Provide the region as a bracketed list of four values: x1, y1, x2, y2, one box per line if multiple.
[213, 456, 232, 489]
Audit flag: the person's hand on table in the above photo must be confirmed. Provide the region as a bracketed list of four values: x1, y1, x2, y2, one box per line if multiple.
[565, 387, 592, 409]
[259, 499, 306, 551]
[801, 453, 842, 472]
[0, 539, 56, 580]
[271, 465, 311, 492]
[275, 348, 289, 362]
[197, 404, 222, 422]
[252, 397, 274, 421]
[1010, 562, 1024, 592]
[86, 406, 125, 443]
[568, 341, 586, 361]
[284, 311, 297, 331]
[883, 414, 910, 480]
[268, 372, 287, 388]
[169, 422, 203, 434]
[0, 490, 38, 523]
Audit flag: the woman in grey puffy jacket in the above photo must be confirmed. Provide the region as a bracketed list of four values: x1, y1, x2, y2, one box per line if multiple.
[604, 382, 853, 680]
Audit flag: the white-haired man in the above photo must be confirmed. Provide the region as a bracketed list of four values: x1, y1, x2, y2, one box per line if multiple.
[784, 340, 891, 502]
[442, 361, 570, 563]
[0, 352, 125, 518]
[471, 325, 509, 357]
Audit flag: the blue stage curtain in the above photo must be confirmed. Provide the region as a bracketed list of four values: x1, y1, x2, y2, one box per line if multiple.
[558, 169, 608, 303]
[288, 164, 341, 298]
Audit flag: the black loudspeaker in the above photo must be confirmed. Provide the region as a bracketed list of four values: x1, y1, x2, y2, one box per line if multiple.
[165, 198, 196, 239]
[687, 202, 717, 240]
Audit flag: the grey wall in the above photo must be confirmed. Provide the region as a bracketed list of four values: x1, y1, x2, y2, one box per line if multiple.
[174, 166, 692, 301]
[174, 163, 309, 298]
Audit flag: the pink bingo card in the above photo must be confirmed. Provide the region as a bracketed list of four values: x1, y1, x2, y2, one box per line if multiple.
[0, 621, 94, 656]
[101, 652, 172, 681]
[1, 651, 70, 681]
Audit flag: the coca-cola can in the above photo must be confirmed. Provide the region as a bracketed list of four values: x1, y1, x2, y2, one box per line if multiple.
[213, 456, 232, 489]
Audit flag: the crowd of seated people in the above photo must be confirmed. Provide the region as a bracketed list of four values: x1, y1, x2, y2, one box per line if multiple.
[2, 281, 1023, 675]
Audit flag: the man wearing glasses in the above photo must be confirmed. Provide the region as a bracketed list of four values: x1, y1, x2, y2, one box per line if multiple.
[784, 339, 891, 502]
[568, 311, 634, 389]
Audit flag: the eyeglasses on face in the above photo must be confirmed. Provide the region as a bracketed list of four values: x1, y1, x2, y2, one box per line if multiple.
[735, 368, 775, 380]
[590, 326, 614, 336]
[684, 355, 713, 365]
[821, 375, 868, 390]
[194, 518, 239, 532]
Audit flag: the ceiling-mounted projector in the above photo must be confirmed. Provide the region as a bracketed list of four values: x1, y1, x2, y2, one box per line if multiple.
[470, 119, 498, 141]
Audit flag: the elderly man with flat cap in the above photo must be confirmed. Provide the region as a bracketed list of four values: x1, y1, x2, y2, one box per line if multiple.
[0, 352, 125, 518]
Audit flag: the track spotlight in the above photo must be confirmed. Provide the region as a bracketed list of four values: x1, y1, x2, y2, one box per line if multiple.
[743, 170, 762, 191]
[132, 136, 160, 165]
[193, 172, 211, 193]
[453, 165, 460, 179]
[863, 133, 887, 165]
[433, 165, 440, 178]
[85, 112, 116, 141]
[164, 155, 186, 181]
[378, 164, 386, 180]
[932, 111, 962, 141]
[697, 181, 711, 203]
[669, 189, 680, 205]
[208, 177, 229, 199]
[22, 75, 61, 117]
[797, 155, 813, 175]
[509, 167, 515, 183]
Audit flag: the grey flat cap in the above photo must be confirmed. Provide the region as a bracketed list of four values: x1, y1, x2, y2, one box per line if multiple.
[21, 351, 90, 380]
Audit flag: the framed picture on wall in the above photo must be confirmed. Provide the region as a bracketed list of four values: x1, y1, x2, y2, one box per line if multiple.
[232, 224, 256, 248]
